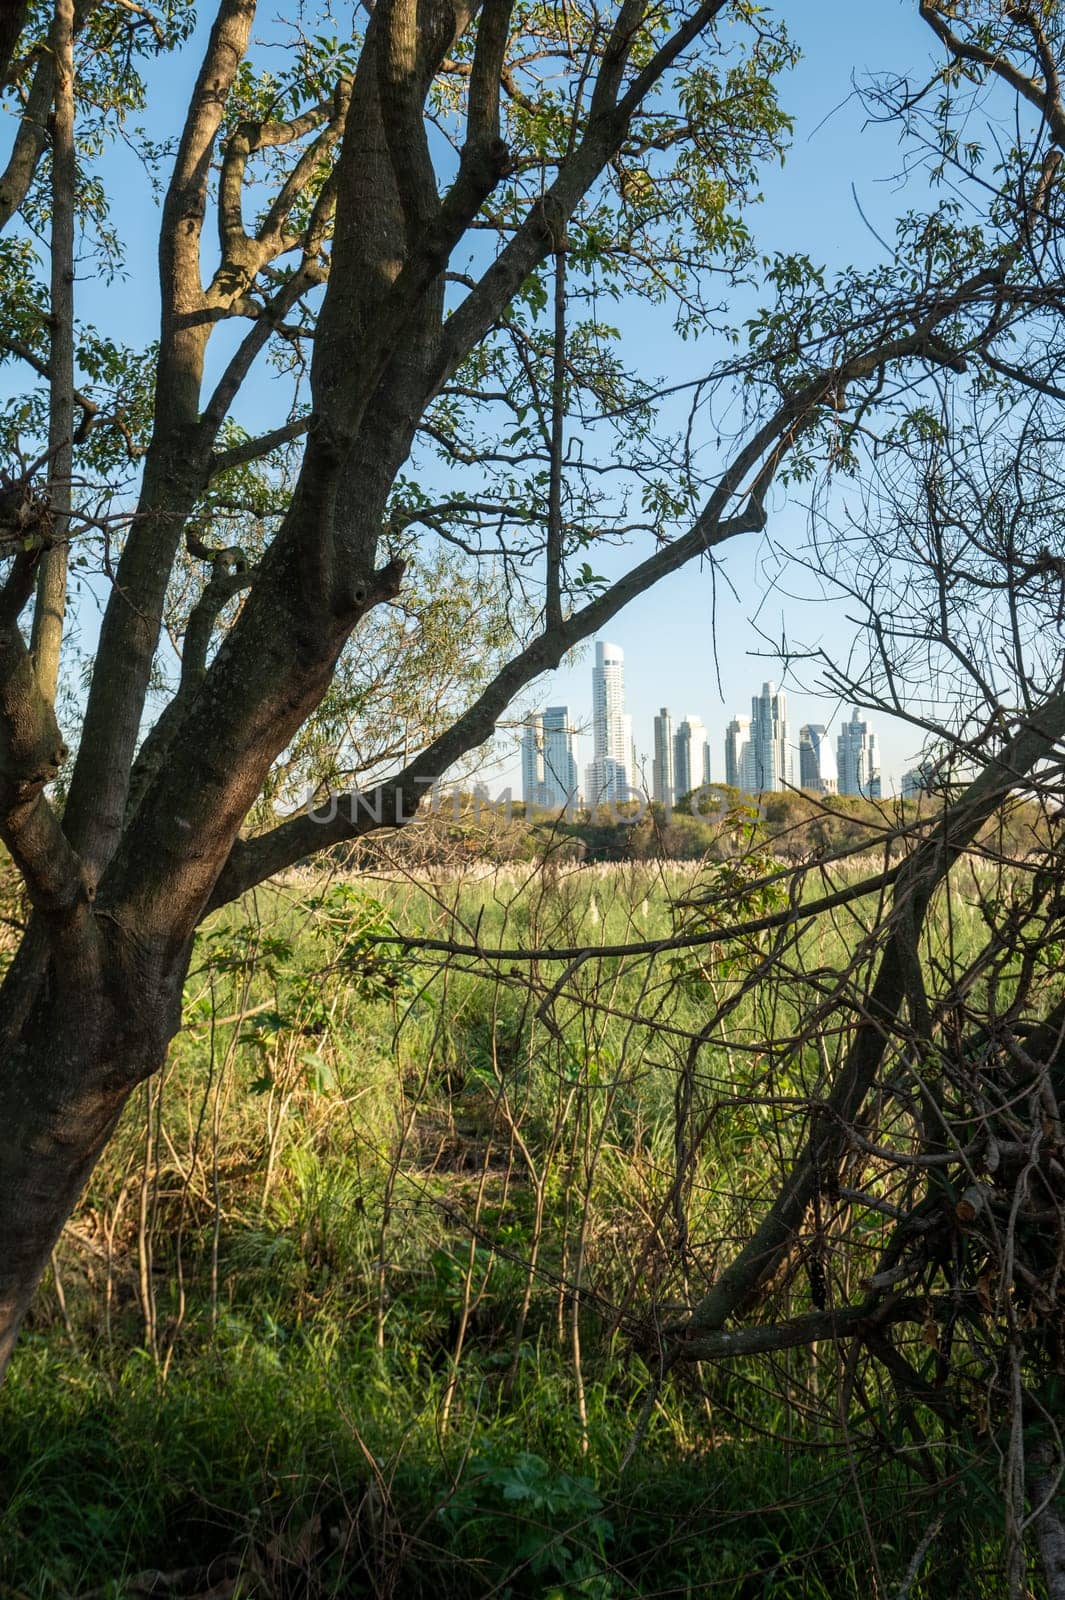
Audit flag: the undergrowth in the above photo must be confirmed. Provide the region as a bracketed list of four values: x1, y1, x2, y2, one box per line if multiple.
[0, 858, 1022, 1598]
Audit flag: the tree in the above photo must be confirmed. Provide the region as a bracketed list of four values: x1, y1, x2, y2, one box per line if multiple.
[0, 0, 1056, 1455]
[0, 0, 799, 1367]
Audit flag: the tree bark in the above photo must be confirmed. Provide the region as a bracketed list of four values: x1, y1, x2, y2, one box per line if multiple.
[1031, 1442, 1065, 1600]
[0, 920, 183, 1380]
[30, 0, 75, 706]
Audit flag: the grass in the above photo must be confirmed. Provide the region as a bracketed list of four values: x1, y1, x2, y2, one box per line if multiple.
[0, 854, 1030, 1598]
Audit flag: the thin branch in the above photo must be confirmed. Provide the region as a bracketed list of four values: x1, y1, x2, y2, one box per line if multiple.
[545, 242, 566, 629]
[919, 1, 1065, 146]
[31, 0, 76, 708]
[677, 690, 1065, 1341]
[0, 335, 99, 439]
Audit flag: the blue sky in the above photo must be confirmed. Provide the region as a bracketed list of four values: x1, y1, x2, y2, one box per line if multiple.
[67, 1, 948, 795]
[488, 0, 943, 795]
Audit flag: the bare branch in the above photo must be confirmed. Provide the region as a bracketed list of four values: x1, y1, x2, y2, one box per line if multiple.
[677, 689, 1065, 1341]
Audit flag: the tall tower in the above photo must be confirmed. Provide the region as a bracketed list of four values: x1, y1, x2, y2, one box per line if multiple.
[750, 682, 792, 792]
[521, 713, 545, 807]
[674, 715, 709, 800]
[624, 714, 637, 793]
[799, 724, 837, 794]
[837, 708, 882, 798]
[589, 640, 629, 804]
[541, 706, 579, 809]
[901, 760, 934, 800]
[725, 714, 752, 791]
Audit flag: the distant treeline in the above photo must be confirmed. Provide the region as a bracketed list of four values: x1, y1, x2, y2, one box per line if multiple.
[343, 785, 1052, 869]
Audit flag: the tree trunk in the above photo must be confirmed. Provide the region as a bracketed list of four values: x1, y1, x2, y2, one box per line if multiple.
[0, 924, 182, 1379]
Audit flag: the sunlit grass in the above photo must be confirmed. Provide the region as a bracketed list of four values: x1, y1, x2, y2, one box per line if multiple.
[0, 858, 1020, 1599]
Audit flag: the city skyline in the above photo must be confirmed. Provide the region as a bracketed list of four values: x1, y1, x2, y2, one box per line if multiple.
[518, 642, 900, 807]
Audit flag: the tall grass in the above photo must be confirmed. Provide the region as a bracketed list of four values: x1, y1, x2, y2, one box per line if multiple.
[0, 857, 1022, 1598]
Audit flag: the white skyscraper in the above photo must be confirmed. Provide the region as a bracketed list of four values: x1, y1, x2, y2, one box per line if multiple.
[589, 640, 630, 805]
[725, 714, 753, 792]
[674, 715, 710, 800]
[837, 708, 882, 799]
[750, 682, 793, 792]
[624, 714, 637, 793]
[799, 724, 838, 794]
[653, 708, 674, 806]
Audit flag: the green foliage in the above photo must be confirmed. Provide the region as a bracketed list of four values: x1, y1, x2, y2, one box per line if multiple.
[440, 1451, 615, 1597]
[0, 863, 1034, 1598]
[306, 883, 413, 1001]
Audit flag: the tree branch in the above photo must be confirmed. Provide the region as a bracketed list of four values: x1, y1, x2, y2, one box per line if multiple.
[0, 0, 28, 85]
[161, 0, 258, 301]
[197, 257, 327, 446]
[675, 689, 1065, 1341]
[919, 1, 1065, 147]
[0, 564, 82, 912]
[31, 0, 76, 709]
[465, 0, 514, 149]
[0, 335, 99, 440]
[211, 80, 350, 304]
[126, 545, 256, 821]
[207, 415, 310, 477]
[670, 1294, 968, 1362]
[0, 36, 56, 232]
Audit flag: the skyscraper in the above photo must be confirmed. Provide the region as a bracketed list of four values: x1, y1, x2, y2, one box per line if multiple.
[901, 760, 934, 800]
[674, 715, 710, 800]
[837, 708, 882, 799]
[799, 724, 838, 794]
[541, 705, 579, 810]
[520, 713, 545, 808]
[750, 682, 792, 792]
[589, 640, 630, 804]
[523, 707, 579, 809]
[725, 714, 753, 791]
[624, 714, 637, 794]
